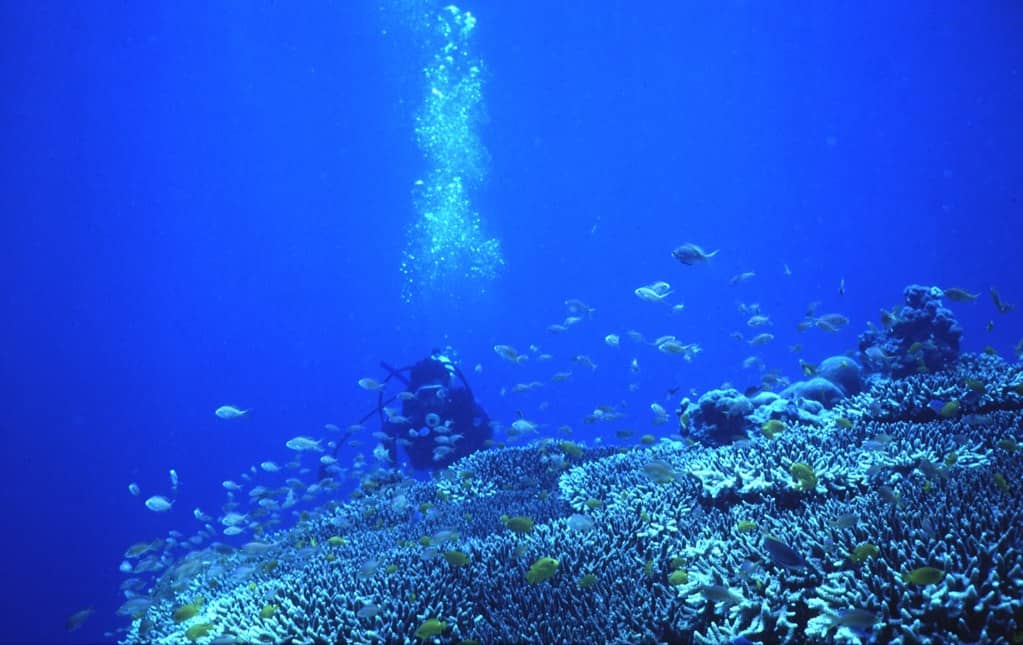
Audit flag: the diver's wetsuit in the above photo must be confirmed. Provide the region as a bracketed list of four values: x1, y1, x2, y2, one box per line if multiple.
[382, 356, 492, 470]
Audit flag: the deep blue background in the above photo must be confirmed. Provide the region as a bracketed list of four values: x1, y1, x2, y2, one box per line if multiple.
[1, 2, 1021, 642]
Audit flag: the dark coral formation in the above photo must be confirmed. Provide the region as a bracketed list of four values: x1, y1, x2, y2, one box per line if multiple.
[680, 357, 866, 447]
[859, 284, 964, 378]
[678, 388, 753, 446]
[817, 355, 863, 396]
[780, 376, 846, 409]
[122, 353, 1023, 644]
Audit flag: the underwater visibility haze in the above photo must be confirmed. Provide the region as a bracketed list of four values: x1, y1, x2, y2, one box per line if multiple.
[2, 1, 1023, 643]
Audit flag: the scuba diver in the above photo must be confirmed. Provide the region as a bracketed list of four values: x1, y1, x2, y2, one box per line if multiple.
[370, 350, 492, 471]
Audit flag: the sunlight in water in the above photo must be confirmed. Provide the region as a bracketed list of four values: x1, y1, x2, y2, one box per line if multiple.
[400, 5, 503, 304]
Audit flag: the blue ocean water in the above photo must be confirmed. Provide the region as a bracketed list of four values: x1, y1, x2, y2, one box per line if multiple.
[1, 2, 1021, 643]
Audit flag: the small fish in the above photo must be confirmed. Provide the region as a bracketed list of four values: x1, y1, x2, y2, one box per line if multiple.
[215, 405, 249, 419]
[511, 419, 538, 433]
[66, 607, 94, 632]
[432, 445, 454, 461]
[116, 596, 153, 617]
[144, 495, 173, 512]
[643, 460, 677, 484]
[942, 287, 979, 302]
[222, 480, 242, 491]
[493, 344, 527, 364]
[672, 243, 719, 265]
[762, 535, 806, 570]
[829, 513, 859, 530]
[357, 560, 379, 579]
[243, 541, 274, 554]
[961, 414, 991, 428]
[938, 400, 961, 418]
[564, 298, 596, 317]
[574, 354, 597, 370]
[128, 482, 140, 496]
[990, 287, 1015, 313]
[877, 485, 901, 507]
[830, 608, 878, 631]
[901, 566, 945, 585]
[748, 333, 774, 346]
[634, 286, 672, 302]
[699, 584, 744, 605]
[917, 458, 947, 480]
[761, 419, 785, 439]
[169, 469, 178, 491]
[357, 377, 385, 391]
[124, 541, 155, 558]
[566, 514, 595, 531]
[849, 542, 879, 564]
[747, 315, 772, 327]
[357, 603, 381, 619]
[729, 271, 756, 286]
[838, 278, 846, 296]
[805, 313, 850, 333]
[604, 334, 620, 347]
[285, 436, 323, 452]
[658, 340, 700, 357]
[431, 529, 459, 543]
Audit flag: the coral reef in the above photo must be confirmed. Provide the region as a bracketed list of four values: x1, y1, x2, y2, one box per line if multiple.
[817, 356, 863, 396]
[121, 353, 1023, 644]
[780, 376, 847, 409]
[859, 284, 964, 378]
[678, 388, 753, 446]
